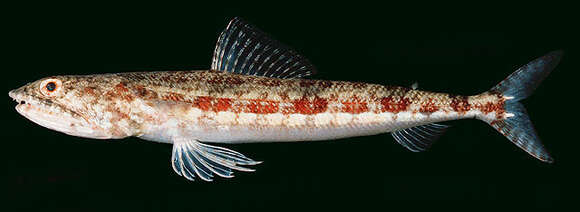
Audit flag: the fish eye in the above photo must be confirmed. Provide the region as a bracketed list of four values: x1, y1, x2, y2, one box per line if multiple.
[46, 82, 56, 91]
[40, 78, 63, 96]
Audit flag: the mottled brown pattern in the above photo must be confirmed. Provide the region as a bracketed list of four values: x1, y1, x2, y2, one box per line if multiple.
[317, 81, 332, 88]
[468, 92, 506, 119]
[84, 87, 96, 95]
[419, 98, 439, 113]
[288, 96, 329, 115]
[450, 95, 471, 113]
[257, 78, 282, 87]
[163, 92, 185, 102]
[341, 96, 369, 114]
[10, 70, 509, 139]
[299, 80, 316, 87]
[215, 98, 233, 112]
[116, 71, 508, 118]
[380, 96, 411, 113]
[193, 96, 213, 111]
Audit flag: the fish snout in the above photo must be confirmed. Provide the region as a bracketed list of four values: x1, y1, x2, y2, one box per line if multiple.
[8, 89, 18, 100]
[9, 89, 22, 103]
[9, 87, 28, 105]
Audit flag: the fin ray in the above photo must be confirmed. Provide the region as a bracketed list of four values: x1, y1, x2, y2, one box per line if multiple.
[480, 50, 562, 163]
[392, 123, 449, 152]
[491, 51, 563, 101]
[187, 143, 235, 178]
[178, 146, 197, 181]
[211, 17, 316, 79]
[185, 147, 214, 181]
[183, 151, 206, 181]
[487, 102, 553, 162]
[171, 139, 260, 181]
[171, 144, 183, 176]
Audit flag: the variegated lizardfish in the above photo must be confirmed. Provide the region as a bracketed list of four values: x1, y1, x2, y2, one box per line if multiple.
[9, 17, 562, 181]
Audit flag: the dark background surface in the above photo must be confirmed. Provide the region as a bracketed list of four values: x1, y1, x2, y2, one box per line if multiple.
[2, 3, 578, 211]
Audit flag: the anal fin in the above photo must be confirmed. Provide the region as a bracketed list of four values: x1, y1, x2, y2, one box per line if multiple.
[172, 139, 261, 181]
[392, 123, 449, 152]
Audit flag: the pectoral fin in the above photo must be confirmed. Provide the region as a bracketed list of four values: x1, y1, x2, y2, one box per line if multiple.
[171, 139, 261, 181]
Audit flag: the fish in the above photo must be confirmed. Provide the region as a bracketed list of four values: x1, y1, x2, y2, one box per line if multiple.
[9, 17, 562, 182]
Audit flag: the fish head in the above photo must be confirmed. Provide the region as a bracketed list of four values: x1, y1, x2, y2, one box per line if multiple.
[9, 76, 114, 139]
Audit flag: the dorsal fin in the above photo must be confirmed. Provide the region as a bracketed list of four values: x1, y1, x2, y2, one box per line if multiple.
[211, 17, 316, 79]
[392, 123, 449, 152]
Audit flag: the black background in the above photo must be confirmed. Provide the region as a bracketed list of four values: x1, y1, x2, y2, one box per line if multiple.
[2, 2, 578, 211]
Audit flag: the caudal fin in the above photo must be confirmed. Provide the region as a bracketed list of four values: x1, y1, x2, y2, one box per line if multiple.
[482, 50, 563, 163]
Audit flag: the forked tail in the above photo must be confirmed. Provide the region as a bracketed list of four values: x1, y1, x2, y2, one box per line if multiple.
[479, 50, 563, 163]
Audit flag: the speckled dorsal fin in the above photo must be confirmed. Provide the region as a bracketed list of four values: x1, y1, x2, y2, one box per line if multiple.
[392, 123, 449, 152]
[172, 139, 261, 182]
[211, 17, 316, 79]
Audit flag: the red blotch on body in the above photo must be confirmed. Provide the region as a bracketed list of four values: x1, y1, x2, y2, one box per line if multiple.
[477, 99, 505, 119]
[108, 82, 134, 101]
[163, 92, 185, 102]
[450, 96, 470, 113]
[215, 98, 233, 112]
[292, 97, 311, 114]
[341, 96, 369, 114]
[312, 96, 329, 114]
[380, 96, 411, 113]
[478, 92, 506, 117]
[194, 96, 279, 114]
[244, 99, 279, 114]
[480, 102, 500, 114]
[419, 98, 439, 113]
[84, 87, 95, 95]
[194, 96, 213, 111]
[291, 96, 328, 115]
[115, 83, 129, 93]
[246, 100, 260, 113]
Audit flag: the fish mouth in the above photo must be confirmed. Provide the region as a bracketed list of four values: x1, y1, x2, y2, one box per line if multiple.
[9, 88, 67, 116]
[9, 89, 33, 111]
[10, 89, 88, 134]
[9, 88, 111, 139]
[9, 89, 52, 114]
[9, 88, 61, 122]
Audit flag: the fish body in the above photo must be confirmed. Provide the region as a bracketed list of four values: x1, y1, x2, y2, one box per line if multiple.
[10, 70, 502, 143]
[9, 17, 562, 181]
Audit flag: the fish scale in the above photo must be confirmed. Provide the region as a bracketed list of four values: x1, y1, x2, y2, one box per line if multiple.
[9, 17, 562, 181]
[110, 71, 495, 132]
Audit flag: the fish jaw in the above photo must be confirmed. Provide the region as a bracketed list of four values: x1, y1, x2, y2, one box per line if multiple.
[9, 83, 112, 139]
